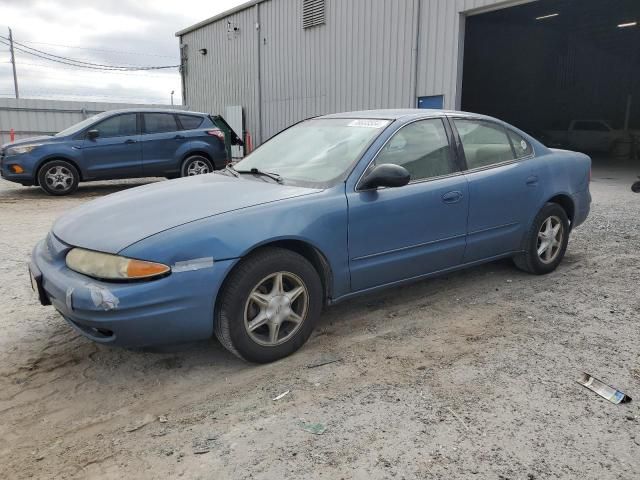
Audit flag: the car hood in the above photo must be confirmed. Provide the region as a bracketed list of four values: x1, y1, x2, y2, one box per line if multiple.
[53, 174, 322, 254]
[1, 135, 56, 150]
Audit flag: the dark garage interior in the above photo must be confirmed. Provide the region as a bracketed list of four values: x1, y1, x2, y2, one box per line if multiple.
[461, 0, 640, 158]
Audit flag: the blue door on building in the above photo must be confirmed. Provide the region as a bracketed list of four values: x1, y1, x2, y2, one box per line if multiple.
[417, 95, 444, 109]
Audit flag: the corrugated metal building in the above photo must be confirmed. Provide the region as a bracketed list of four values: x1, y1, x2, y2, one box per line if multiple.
[0, 98, 174, 144]
[176, 0, 640, 147]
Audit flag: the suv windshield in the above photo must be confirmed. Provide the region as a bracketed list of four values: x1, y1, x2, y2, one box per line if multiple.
[55, 112, 111, 137]
[233, 118, 390, 186]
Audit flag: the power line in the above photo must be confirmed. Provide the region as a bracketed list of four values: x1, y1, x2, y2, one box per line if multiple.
[15, 61, 178, 78]
[18, 40, 177, 59]
[0, 35, 179, 71]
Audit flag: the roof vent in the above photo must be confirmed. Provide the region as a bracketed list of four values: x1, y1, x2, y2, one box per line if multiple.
[302, 0, 325, 29]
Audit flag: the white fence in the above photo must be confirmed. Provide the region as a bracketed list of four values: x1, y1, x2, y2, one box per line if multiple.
[0, 98, 175, 145]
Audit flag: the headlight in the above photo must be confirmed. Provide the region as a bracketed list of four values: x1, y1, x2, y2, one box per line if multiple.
[6, 144, 42, 155]
[66, 248, 170, 281]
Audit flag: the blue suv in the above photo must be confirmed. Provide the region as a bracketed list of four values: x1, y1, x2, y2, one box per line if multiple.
[0, 108, 242, 195]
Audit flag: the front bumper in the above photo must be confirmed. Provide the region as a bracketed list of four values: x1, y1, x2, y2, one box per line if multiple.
[30, 234, 237, 347]
[0, 152, 37, 184]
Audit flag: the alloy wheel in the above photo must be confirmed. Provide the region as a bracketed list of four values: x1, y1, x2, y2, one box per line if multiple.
[537, 215, 563, 264]
[187, 159, 210, 176]
[243, 271, 309, 346]
[44, 165, 73, 192]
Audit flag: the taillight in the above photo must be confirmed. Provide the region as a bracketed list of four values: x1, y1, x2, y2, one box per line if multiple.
[207, 129, 225, 142]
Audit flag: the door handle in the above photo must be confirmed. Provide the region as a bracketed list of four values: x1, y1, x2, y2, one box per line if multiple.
[124, 139, 137, 144]
[442, 190, 463, 204]
[526, 175, 539, 186]
[174, 134, 186, 140]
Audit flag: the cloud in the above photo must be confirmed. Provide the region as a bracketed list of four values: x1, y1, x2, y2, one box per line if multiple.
[0, 0, 245, 104]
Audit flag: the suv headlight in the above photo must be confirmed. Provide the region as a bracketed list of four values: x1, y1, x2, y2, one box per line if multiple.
[66, 248, 170, 281]
[6, 144, 42, 155]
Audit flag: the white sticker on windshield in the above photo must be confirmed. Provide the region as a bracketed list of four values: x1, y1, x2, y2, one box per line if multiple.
[348, 119, 389, 129]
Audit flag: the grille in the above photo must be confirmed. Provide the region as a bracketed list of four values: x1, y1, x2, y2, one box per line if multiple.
[302, 0, 325, 29]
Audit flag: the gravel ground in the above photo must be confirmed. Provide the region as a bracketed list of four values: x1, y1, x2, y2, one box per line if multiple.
[0, 160, 639, 479]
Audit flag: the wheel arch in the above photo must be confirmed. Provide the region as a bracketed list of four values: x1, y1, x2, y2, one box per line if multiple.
[546, 193, 575, 226]
[35, 156, 83, 185]
[221, 239, 334, 305]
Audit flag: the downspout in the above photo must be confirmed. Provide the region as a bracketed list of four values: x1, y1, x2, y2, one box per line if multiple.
[411, 0, 422, 107]
[255, 3, 263, 145]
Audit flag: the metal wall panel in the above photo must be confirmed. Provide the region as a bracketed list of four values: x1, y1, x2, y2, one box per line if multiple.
[0, 98, 173, 145]
[180, 6, 260, 143]
[179, 0, 527, 146]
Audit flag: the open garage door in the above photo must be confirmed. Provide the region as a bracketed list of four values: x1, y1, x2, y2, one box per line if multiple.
[461, 0, 640, 159]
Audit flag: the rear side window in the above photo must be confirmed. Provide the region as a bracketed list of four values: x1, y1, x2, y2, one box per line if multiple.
[454, 119, 514, 169]
[143, 113, 178, 134]
[374, 119, 457, 181]
[178, 115, 204, 130]
[507, 130, 534, 158]
[93, 114, 137, 138]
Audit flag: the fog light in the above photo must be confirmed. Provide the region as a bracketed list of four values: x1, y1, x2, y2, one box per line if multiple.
[9, 164, 24, 174]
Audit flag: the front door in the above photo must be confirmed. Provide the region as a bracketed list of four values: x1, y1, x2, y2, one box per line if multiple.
[347, 118, 469, 292]
[80, 113, 141, 179]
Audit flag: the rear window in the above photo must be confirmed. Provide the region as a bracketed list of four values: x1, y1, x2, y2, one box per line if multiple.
[454, 119, 515, 169]
[143, 113, 178, 134]
[178, 115, 204, 130]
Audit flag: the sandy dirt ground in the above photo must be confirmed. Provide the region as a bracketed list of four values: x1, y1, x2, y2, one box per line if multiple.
[0, 160, 639, 479]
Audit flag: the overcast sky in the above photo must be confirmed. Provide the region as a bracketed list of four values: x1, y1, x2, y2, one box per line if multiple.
[0, 0, 246, 105]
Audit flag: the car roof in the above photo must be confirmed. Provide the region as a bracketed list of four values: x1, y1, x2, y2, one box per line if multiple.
[318, 108, 491, 121]
[99, 108, 209, 116]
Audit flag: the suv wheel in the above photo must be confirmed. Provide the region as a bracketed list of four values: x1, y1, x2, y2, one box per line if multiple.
[38, 160, 79, 196]
[181, 155, 213, 177]
[214, 248, 323, 363]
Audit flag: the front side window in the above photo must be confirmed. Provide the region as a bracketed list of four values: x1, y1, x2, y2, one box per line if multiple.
[454, 119, 515, 169]
[143, 113, 178, 134]
[373, 119, 457, 181]
[233, 118, 390, 186]
[92, 114, 137, 138]
[507, 130, 534, 158]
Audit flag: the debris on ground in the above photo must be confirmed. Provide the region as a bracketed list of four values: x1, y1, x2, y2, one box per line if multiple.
[272, 390, 290, 401]
[577, 372, 632, 404]
[124, 414, 156, 433]
[306, 353, 341, 369]
[158, 415, 168, 423]
[299, 422, 326, 435]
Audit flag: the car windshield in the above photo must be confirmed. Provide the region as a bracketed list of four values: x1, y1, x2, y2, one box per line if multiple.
[55, 112, 110, 137]
[233, 118, 390, 186]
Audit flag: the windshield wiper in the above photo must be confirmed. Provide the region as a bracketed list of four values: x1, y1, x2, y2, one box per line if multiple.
[233, 167, 283, 184]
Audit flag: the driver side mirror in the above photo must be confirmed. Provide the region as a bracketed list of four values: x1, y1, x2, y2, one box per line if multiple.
[87, 129, 99, 140]
[359, 163, 410, 190]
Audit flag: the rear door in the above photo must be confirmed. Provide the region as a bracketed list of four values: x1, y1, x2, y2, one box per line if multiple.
[347, 118, 469, 291]
[80, 113, 141, 179]
[141, 113, 185, 176]
[451, 117, 543, 262]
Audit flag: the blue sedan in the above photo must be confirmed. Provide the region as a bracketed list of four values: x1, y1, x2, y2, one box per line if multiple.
[30, 109, 591, 363]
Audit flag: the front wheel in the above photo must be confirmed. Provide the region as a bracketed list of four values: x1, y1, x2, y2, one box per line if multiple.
[38, 160, 79, 196]
[214, 248, 323, 363]
[181, 155, 213, 177]
[513, 203, 570, 275]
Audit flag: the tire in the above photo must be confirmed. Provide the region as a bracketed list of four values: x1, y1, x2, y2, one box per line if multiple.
[181, 155, 213, 177]
[214, 247, 323, 363]
[513, 203, 570, 275]
[37, 160, 79, 196]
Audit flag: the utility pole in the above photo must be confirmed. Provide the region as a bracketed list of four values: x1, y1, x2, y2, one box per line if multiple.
[8, 28, 19, 99]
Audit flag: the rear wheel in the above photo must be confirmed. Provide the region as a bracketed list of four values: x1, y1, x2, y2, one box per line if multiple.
[513, 203, 570, 274]
[214, 248, 322, 363]
[38, 160, 79, 196]
[181, 155, 213, 177]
